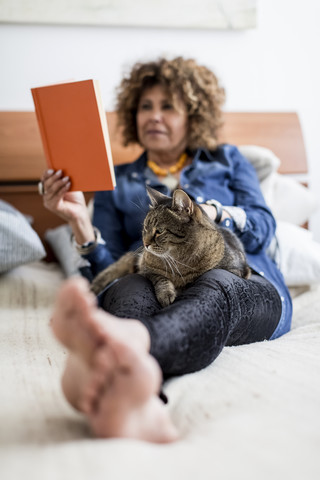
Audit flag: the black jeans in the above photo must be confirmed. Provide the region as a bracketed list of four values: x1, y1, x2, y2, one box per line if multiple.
[101, 269, 282, 378]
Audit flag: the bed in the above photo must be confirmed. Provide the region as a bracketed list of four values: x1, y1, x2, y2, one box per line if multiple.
[1, 111, 320, 480]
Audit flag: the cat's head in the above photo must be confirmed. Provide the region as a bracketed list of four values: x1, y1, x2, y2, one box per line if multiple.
[142, 186, 210, 257]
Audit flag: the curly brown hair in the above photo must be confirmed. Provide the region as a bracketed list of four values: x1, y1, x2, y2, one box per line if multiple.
[115, 57, 226, 151]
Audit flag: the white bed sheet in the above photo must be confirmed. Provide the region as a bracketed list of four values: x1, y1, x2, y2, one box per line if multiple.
[1, 262, 320, 480]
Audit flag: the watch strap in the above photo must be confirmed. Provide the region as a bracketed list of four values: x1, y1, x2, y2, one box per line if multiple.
[205, 199, 223, 223]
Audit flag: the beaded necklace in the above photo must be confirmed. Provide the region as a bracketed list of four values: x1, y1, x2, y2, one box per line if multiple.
[147, 153, 188, 177]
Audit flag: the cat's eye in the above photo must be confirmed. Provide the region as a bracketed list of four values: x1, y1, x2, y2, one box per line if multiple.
[155, 229, 164, 235]
[167, 229, 185, 239]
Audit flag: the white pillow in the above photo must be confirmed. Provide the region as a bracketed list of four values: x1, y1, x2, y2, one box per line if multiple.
[0, 200, 46, 273]
[238, 145, 280, 181]
[266, 173, 318, 225]
[276, 221, 320, 286]
[239, 145, 318, 225]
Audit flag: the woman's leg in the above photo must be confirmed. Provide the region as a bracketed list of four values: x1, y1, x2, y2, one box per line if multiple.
[52, 270, 281, 442]
[102, 270, 282, 377]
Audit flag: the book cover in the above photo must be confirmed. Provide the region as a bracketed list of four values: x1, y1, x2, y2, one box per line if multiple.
[31, 79, 116, 192]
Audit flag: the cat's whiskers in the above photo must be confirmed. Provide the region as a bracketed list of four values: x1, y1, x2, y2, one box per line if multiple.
[168, 255, 196, 271]
[133, 246, 144, 255]
[130, 198, 146, 213]
[145, 247, 174, 276]
[165, 257, 179, 278]
[163, 253, 184, 279]
[161, 254, 173, 276]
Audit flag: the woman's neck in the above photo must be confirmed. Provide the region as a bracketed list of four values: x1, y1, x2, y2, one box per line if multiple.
[147, 150, 186, 168]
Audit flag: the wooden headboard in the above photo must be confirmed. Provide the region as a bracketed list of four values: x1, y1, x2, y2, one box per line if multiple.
[0, 111, 307, 258]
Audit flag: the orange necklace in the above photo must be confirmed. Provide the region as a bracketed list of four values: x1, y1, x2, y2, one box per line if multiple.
[147, 153, 188, 177]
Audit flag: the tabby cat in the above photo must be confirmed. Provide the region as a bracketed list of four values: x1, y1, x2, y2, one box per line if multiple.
[91, 187, 251, 307]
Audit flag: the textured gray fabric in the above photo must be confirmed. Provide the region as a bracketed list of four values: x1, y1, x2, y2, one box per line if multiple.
[0, 200, 46, 273]
[223, 206, 247, 231]
[44, 224, 90, 277]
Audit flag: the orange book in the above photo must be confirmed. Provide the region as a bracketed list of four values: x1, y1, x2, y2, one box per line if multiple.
[31, 79, 116, 192]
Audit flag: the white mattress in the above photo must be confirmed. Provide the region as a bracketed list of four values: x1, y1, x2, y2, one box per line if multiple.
[1, 262, 320, 480]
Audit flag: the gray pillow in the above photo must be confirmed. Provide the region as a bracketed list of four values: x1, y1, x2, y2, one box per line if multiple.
[0, 200, 46, 273]
[44, 224, 90, 277]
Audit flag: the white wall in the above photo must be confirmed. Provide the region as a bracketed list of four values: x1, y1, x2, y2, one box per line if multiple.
[1, 0, 320, 238]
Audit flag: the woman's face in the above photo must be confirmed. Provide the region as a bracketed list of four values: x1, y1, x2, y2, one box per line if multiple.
[136, 84, 188, 157]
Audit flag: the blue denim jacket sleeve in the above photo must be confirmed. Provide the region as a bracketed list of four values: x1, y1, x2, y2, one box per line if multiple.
[82, 191, 124, 275]
[226, 146, 276, 253]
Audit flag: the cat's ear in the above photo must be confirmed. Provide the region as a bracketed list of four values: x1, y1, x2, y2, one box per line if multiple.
[172, 189, 194, 215]
[146, 186, 170, 207]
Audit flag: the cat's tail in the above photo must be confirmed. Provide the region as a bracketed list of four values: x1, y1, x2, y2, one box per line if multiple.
[90, 250, 138, 295]
[242, 264, 252, 279]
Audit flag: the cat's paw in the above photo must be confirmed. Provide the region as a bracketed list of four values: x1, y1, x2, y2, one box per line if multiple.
[156, 290, 176, 307]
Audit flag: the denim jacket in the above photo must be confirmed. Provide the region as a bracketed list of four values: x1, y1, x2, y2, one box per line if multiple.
[84, 144, 292, 339]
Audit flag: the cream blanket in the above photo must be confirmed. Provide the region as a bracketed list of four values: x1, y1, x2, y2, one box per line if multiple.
[1, 262, 320, 480]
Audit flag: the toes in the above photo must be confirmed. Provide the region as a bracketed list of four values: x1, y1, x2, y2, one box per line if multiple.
[80, 347, 116, 413]
[51, 277, 105, 357]
[81, 341, 160, 416]
[79, 371, 109, 413]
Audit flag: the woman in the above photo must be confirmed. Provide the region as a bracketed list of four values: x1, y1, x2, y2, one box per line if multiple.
[42, 57, 292, 443]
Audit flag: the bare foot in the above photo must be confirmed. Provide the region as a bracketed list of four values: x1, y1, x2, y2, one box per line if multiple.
[51, 277, 104, 363]
[51, 277, 179, 443]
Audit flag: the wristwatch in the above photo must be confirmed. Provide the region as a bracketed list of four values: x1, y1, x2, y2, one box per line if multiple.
[72, 227, 104, 255]
[205, 199, 223, 223]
